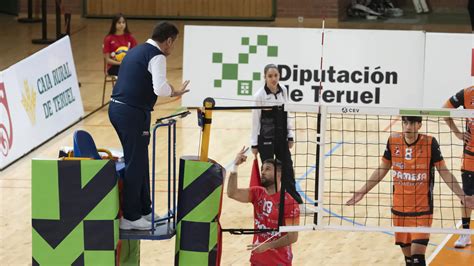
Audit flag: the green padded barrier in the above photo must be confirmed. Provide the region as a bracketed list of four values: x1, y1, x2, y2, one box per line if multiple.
[174, 157, 225, 266]
[32, 160, 119, 265]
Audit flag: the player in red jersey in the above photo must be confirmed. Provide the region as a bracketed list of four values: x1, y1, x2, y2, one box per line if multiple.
[227, 147, 300, 265]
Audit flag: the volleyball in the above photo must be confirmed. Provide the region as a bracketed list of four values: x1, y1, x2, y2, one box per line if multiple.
[113, 46, 129, 62]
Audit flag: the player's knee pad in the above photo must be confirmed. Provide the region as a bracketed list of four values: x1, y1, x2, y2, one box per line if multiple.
[412, 239, 429, 246]
[397, 242, 411, 248]
[461, 171, 474, 196]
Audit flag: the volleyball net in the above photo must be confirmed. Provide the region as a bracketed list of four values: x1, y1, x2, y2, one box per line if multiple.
[283, 104, 474, 235]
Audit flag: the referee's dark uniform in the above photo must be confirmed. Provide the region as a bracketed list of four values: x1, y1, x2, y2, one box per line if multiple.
[251, 85, 303, 204]
[109, 41, 165, 221]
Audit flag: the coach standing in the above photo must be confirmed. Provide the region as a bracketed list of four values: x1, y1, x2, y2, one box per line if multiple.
[109, 22, 190, 230]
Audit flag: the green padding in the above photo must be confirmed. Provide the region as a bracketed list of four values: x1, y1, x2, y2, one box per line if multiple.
[178, 250, 208, 265]
[208, 222, 218, 251]
[175, 222, 181, 253]
[81, 160, 108, 189]
[32, 222, 84, 264]
[32, 160, 59, 219]
[85, 185, 119, 220]
[114, 219, 119, 249]
[119, 240, 141, 266]
[183, 186, 222, 222]
[84, 250, 115, 265]
[183, 161, 212, 189]
[400, 109, 450, 117]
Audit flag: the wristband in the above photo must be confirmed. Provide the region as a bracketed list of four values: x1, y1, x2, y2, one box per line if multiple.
[230, 164, 238, 173]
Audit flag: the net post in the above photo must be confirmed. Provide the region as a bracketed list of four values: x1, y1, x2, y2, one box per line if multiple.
[276, 105, 286, 228]
[313, 106, 321, 225]
[199, 98, 215, 162]
[315, 105, 327, 226]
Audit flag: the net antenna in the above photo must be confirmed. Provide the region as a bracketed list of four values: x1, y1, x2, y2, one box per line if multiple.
[280, 104, 474, 237]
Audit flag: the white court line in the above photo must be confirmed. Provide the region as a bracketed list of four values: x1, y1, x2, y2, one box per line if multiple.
[426, 221, 462, 265]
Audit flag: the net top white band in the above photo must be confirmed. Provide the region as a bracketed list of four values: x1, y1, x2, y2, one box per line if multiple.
[284, 104, 474, 118]
[280, 225, 474, 235]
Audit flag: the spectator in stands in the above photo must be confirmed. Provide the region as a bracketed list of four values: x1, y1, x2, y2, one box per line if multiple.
[103, 14, 137, 76]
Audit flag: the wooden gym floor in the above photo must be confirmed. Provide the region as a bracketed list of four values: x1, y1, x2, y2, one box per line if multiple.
[0, 11, 473, 265]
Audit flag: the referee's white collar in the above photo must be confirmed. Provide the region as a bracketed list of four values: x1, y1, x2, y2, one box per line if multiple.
[146, 39, 162, 52]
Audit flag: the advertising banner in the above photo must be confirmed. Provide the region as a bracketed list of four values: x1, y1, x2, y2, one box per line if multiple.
[182, 26, 425, 108]
[0, 36, 84, 169]
[423, 33, 474, 108]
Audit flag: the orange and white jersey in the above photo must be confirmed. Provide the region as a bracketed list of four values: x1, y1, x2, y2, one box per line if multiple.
[445, 86, 474, 172]
[382, 133, 444, 216]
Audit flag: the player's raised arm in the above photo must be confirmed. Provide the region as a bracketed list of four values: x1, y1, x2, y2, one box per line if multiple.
[227, 147, 250, 203]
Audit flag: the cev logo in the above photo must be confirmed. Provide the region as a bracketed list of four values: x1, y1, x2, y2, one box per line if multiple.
[341, 107, 360, 113]
[212, 35, 279, 96]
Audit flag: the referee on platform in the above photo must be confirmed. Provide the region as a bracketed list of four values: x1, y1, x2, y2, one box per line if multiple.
[109, 21, 190, 230]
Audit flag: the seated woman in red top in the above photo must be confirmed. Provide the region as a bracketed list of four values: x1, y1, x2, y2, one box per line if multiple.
[103, 14, 138, 76]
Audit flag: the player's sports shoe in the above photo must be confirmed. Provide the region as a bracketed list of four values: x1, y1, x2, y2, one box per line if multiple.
[142, 212, 160, 222]
[454, 234, 472, 248]
[120, 217, 151, 230]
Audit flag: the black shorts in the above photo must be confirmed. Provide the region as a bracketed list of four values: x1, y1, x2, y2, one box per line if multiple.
[107, 65, 119, 76]
[461, 170, 474, 196]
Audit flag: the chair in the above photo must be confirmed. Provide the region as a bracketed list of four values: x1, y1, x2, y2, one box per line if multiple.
[103, 52, 117, 106]
[73, 130, 111, 159]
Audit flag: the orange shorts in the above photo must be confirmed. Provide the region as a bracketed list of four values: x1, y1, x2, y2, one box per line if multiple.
[392, 214, 433, 246]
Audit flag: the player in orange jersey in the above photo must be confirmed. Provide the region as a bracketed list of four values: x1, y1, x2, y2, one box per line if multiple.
[347, 116, 474, 266]
[443, 87, 474, 248]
